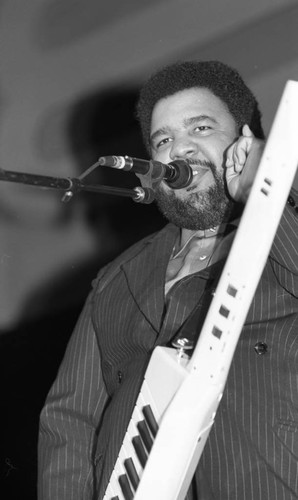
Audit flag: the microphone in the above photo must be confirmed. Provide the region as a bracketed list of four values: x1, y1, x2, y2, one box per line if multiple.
[97, 155, 193, 189]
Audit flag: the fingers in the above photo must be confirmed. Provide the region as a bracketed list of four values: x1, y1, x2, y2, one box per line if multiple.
[225, 125, 265, 203]
[226, 124, 254, 173]
[242, 124, 253, 138]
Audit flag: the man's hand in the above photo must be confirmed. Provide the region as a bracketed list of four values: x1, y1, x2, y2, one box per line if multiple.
[225, 124, 265, 203]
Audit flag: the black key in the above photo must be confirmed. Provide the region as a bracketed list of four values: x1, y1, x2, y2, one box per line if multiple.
[124, 457, 140, 490]
[118, 474, 134, 500]
[137, 420, 153, 453]
[142, 405, 158, 437]
[111, 497, 120, 500]
[132, 435, 147, 468]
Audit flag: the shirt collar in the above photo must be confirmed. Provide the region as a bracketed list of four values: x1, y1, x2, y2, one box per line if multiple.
[179, 218, 240, 250]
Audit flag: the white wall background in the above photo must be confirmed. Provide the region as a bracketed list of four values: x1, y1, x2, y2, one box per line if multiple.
[1, 0, 298, 329]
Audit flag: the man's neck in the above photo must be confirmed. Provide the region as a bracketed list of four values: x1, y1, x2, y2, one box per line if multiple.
[179, 221, 237, 250]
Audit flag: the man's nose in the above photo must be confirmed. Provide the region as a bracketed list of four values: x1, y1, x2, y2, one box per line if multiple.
[169, 137, 198, 160]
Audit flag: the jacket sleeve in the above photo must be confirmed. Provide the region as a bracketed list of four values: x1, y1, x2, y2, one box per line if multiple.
[269, 189, 298, 297]
[38, 288, 109, 500]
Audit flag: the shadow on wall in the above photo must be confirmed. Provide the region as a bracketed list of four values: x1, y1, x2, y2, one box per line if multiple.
[0, 85, 165, 499]
[68, 84, 165, 243]
[20, 85, 165, 321]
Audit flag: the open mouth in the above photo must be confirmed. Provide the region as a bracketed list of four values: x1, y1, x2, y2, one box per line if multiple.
[186, 164, 210, 192]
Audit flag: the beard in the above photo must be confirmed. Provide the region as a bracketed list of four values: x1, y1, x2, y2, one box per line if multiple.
[154, 161, 235, 230]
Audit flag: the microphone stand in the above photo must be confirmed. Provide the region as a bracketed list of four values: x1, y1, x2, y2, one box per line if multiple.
[0, 165, 155, 204]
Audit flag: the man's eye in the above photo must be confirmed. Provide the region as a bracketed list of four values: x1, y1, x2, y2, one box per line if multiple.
[156, 137, 172, 148]
[194, 125, 211, 132]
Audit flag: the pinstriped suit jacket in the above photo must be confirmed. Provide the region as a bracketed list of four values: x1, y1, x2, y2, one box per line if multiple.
[38, 190, 298, 500]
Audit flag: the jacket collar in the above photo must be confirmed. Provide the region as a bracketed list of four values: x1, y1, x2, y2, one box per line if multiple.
[121, 224, 178, 333]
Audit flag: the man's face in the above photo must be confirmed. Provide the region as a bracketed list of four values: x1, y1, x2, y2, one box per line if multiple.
[150, 87, 239, 230]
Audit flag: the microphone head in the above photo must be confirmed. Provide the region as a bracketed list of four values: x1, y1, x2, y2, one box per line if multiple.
[166, 159, 193, 189]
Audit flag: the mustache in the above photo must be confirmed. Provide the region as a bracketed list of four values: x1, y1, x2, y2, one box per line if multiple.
[186, 159, 214, 169]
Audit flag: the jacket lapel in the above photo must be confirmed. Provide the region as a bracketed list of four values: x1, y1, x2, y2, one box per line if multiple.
[121, 224, 178, 333]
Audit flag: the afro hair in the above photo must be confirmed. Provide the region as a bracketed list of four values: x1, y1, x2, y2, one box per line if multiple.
[136, 60, 264, 153]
